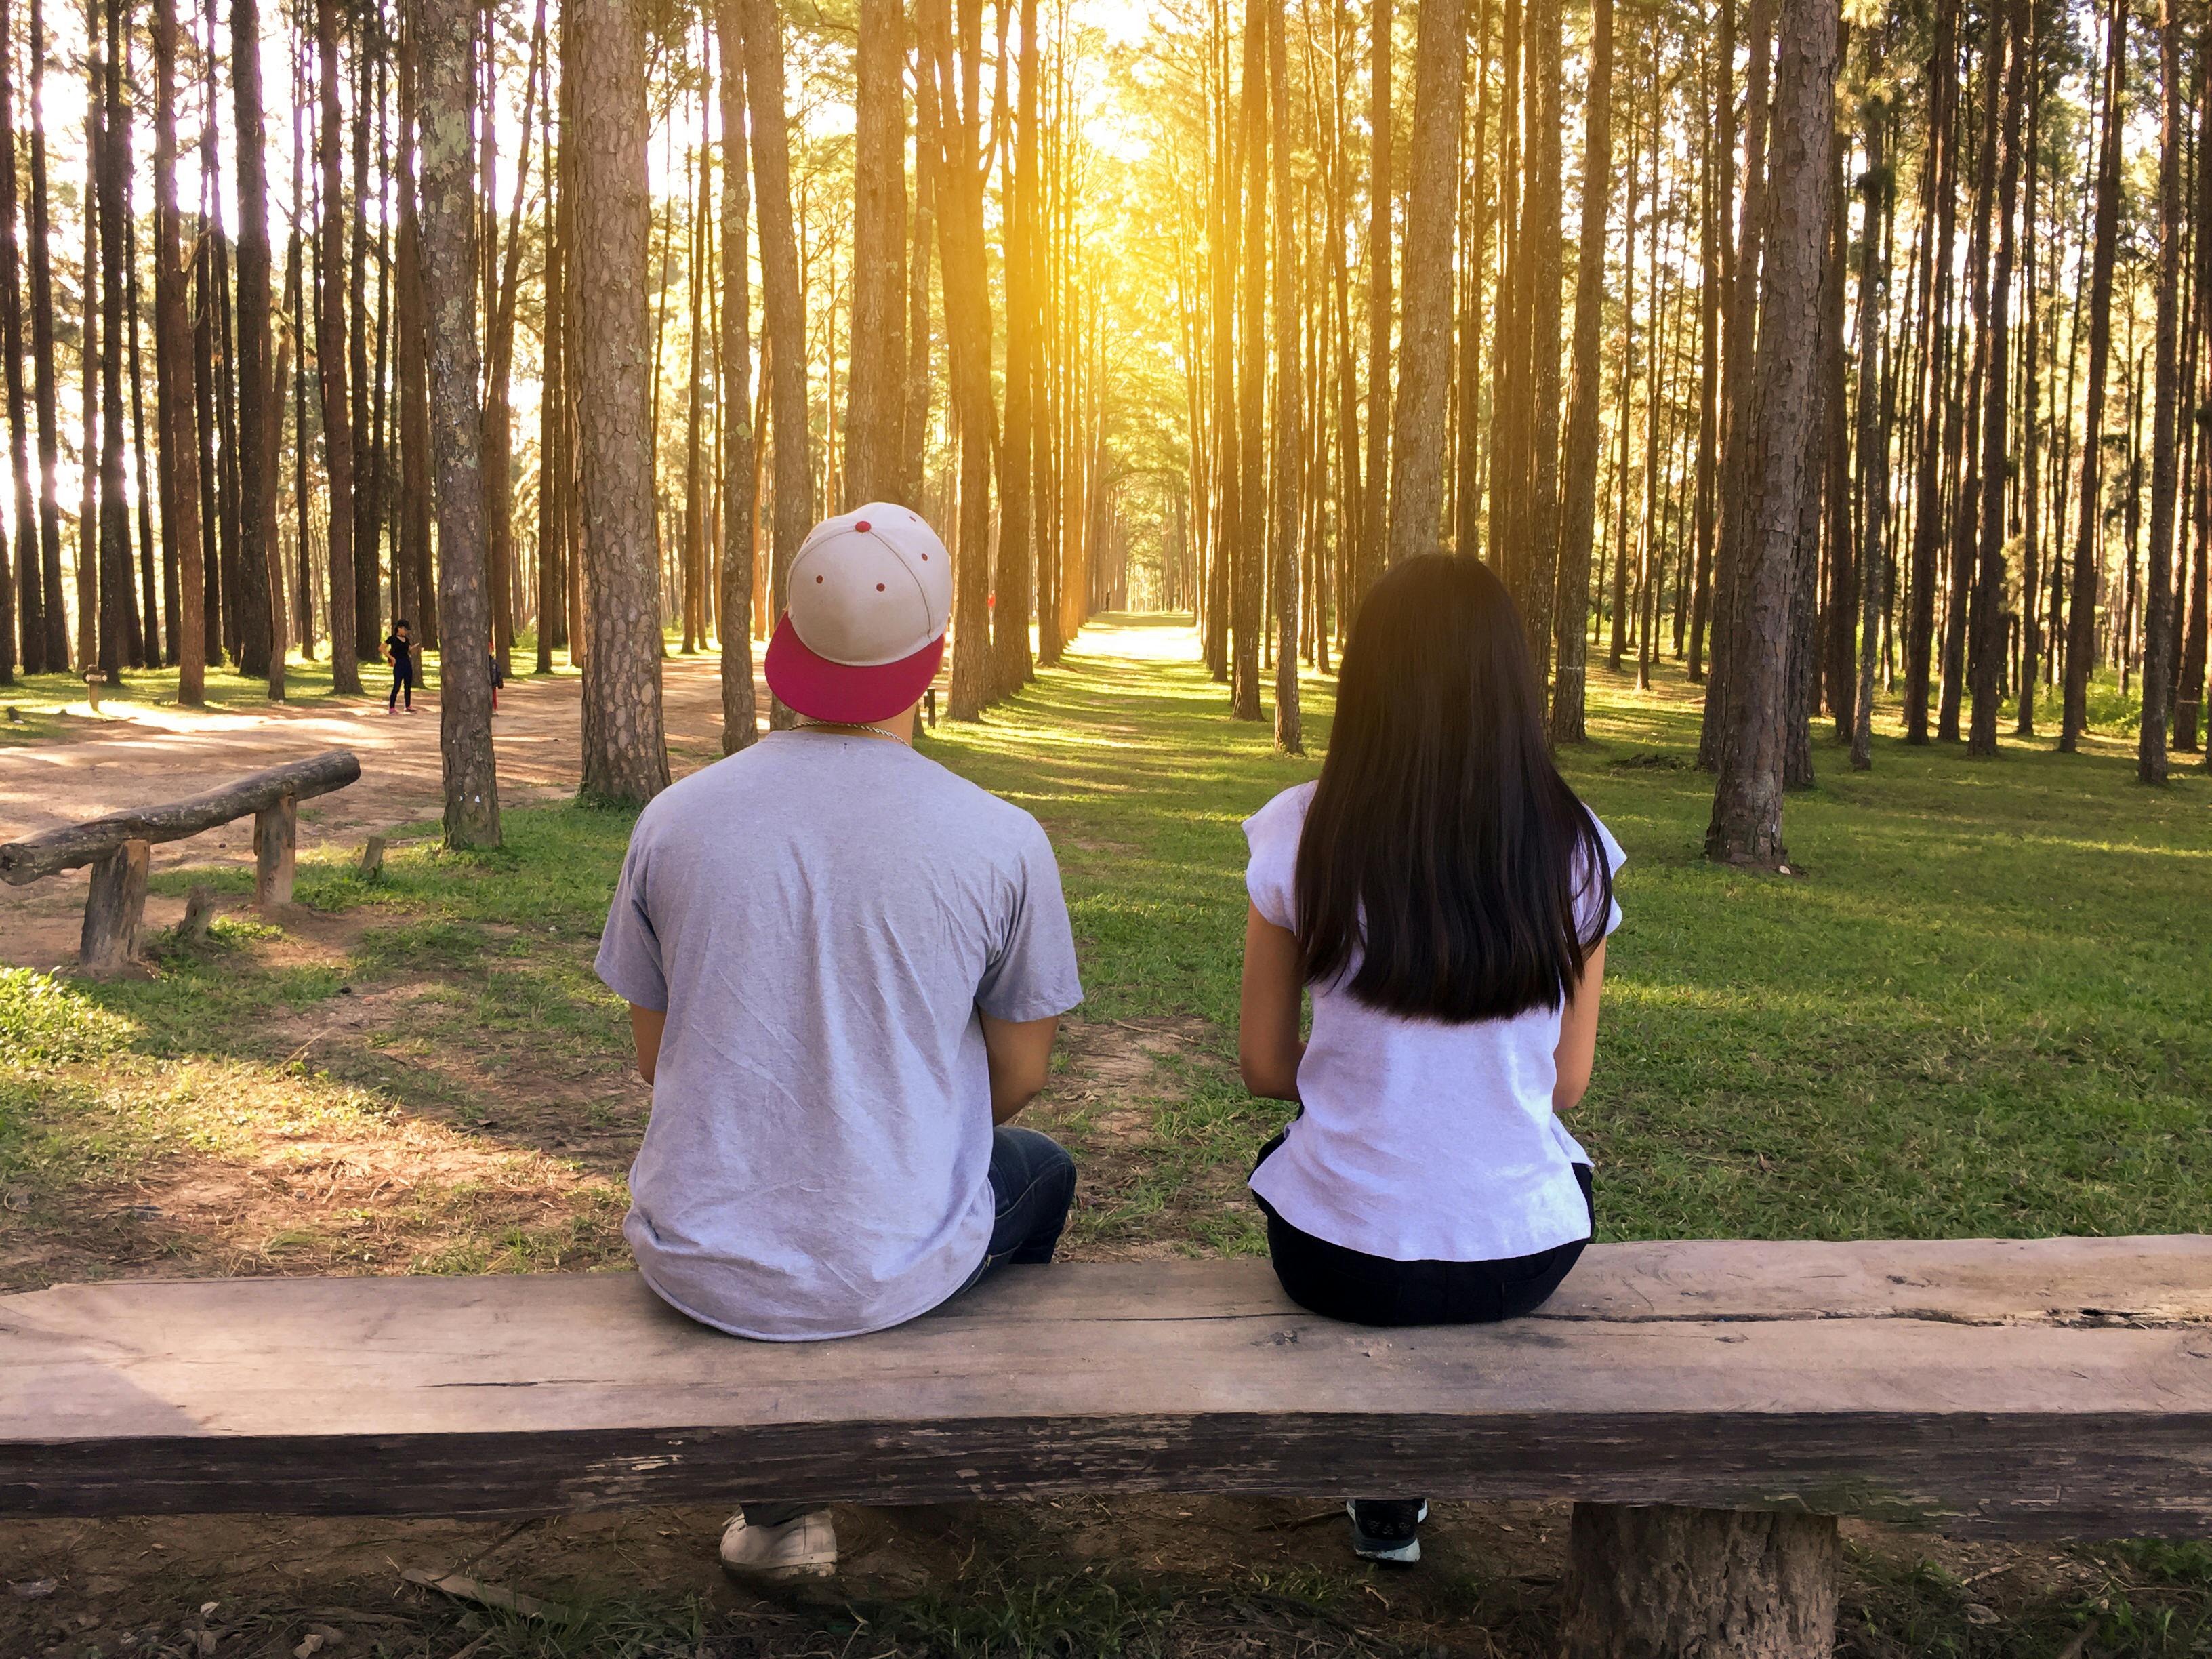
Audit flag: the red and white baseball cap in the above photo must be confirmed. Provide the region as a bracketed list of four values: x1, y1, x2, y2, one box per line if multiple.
[764, 504, 952, 724]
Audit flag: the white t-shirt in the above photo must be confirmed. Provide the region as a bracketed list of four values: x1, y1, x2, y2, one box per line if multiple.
[1243, 781, 1625, 1263]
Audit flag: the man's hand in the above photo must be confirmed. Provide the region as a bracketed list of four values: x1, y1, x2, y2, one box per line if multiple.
[980, 1012, 1059, 1124]
[629, 1002, 667, 1084]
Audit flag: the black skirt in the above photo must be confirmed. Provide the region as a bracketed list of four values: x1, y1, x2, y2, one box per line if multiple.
[1251, 1130, 1594, 1328]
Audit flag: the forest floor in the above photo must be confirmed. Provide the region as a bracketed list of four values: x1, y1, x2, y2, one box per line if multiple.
[3, 617, 2210, 1658]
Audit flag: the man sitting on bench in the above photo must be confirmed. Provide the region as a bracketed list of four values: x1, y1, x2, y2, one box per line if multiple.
[594, 506, 1085, 1582]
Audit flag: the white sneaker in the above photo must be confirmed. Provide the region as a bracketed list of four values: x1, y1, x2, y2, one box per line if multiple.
[718, 1508, 837, 1582]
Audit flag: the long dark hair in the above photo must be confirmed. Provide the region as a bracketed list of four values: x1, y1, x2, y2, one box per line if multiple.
[1294, 555, 1610, 1022]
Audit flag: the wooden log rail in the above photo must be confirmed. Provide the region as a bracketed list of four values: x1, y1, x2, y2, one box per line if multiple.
[4, 1237, 2209, 1658]
[0, 750, 361, 971]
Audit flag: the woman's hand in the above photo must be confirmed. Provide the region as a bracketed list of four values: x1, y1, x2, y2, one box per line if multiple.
[1551, 939, 1606, 1112]
[1238, 903, 1305, 1102]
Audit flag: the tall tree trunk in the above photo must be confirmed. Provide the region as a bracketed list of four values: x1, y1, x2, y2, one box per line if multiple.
[351, 9, 382, 661]
[536, 11, 566, 670]
[77, 135, 95, 677]
[1687, 0, 1729, 684]
[1850, 100, 1889, 772]
[1696, 0, 1774, 770]
[1268, 0, 1300, 752]
[2062, 0, 2125, 752]
[0, 0, 36, 679]
[1549, 0, 1610, 745]
[2137, 0, 2184, 780]
[152, 0, 203, 697]
[1231, 0, 1263, 720]
[1969, 0, 2028, 757]
[1519, 0, 1563, 674]
[747, 0, 810, 725]
[1357, 0, 1388, 605]
[313, 0, 359, 694]
[993, 0, 1037, 694]
[571, 0, 669, 801]
[1206, 0, 1235, 680]
[904, 12, 937, 510]
[1382, 0, 1460, 566]
[96, 0, 131, 680]
[417, 0, 501, 844]
[1705, 0, 1833, 867]
[847, 0, 907, 506]
[715, 0, 756, 750]
[1904, 3, 1958, 744]
[26, 0, 62, 670]
[234, 0, 278, 682]
[483, 0, 545, 675]
[2015, 8, 2043, 738]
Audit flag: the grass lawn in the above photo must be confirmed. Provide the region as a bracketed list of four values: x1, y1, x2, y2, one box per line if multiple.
[3, 614, 2209, 1657]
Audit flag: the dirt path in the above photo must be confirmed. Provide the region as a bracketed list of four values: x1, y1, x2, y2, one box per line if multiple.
[0, 657, 753, 968]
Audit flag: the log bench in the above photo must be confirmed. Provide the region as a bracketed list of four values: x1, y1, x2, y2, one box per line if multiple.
[4, 1236, 2208, 1657]
[0, 750, 361, 972]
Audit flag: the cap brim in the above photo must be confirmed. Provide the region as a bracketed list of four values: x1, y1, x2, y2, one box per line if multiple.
[764, 614, 945, 725]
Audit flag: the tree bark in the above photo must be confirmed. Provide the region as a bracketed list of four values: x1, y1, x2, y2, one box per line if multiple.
[26, 0, 63, 671]
[1548, 0, 1609, 745]
[1382, 0, 1460, 567]
[415, 0, 500, 844]
[1357, 0, 1388, 605]
[715, 0, 756, 752]
[1519, 0, 1563, 675]
[234, 0, 277, 682]
[1560, 1505, 1839, 1659]
[747, 0, 810, 725]
[993, 0, 1037, 695]
[1231, 0, 1264, 720]
[847, 0, 907, 508]
[1850, 103, 1889, 772]
[1705, 0, 1832, 867]
[571, 0, 669, 803]
[351, 11, 382, 661]
[0, 0, 35, 679]
[95, 0, 131, 682]
[2062, 0, 2124, 752]
[1267, 0, 1299, 752]
[151, 0, 203, 700]
[1697, 0, 1774, 771]
[2137, 0, 2184, 780]
[483, 0, 546, 676]
[312, 0, 359, 694]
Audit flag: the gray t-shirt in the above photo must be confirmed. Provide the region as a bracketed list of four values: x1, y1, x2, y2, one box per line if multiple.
[594, 731, 1083, 1340]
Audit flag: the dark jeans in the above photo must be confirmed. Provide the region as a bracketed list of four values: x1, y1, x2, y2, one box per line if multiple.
[388, 666, 413, 710]
[744, 1126, 1076, 1530]
[1252, 1130, 1594, 1326]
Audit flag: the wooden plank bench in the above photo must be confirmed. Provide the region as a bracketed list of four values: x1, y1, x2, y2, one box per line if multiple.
[0, 750, 361, 971]
[5, 1237, 2208, 1656]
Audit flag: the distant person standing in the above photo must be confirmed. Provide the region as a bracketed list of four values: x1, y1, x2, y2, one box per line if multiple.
[384, 620, 416, 714]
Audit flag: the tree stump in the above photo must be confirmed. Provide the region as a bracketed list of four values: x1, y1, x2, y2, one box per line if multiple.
[253, 796, 298, 908]
[178, 884, 219, 942]
[83, 672, 104, 712]
[1559, 1504, 1839, 1659]
[359, 835, 386, 880]
[79, 840, 150, 974]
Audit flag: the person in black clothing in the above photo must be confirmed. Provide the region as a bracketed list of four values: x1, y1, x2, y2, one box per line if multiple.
[385, 621, 416, 713]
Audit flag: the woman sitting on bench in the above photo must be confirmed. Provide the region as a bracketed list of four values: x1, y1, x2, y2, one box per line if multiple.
[1237, 554, 1624, 1568]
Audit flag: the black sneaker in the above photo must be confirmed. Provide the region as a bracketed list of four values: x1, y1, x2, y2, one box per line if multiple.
[1346, 1498, 1427, 1565]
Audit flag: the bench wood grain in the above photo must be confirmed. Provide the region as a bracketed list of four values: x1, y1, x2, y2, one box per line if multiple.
[5, 1237, 2207, 1533]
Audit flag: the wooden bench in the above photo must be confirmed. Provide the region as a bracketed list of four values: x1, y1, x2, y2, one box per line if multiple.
[0, 750, 361, 972]
[5, 1237, 2208, 1656]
